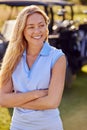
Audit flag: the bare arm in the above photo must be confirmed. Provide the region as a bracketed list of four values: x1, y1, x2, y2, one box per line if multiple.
[20, 55, 66, 110]
[0, 79, 48, 108]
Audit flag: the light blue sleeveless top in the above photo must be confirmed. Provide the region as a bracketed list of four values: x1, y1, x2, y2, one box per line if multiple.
[11, 42, 64, 130]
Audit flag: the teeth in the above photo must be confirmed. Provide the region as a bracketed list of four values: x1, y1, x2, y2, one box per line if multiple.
[33, 36, 41, 39]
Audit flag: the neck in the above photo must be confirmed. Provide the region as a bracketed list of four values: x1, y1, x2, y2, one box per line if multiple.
[26, 43, 43, 57]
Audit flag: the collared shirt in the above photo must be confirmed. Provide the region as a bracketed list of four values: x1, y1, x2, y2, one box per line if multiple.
[11, 42, 64, 130]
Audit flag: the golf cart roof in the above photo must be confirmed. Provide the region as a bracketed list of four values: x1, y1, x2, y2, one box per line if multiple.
[0, 0, 75, 7]
[43, 0, 75, 6]
[0, 0, 48, 7]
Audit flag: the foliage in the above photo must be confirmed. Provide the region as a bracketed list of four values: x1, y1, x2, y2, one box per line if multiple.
[67, 0, 87, 4]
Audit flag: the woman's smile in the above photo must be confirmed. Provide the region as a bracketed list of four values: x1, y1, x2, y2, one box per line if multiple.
[32, 35, 42, 40]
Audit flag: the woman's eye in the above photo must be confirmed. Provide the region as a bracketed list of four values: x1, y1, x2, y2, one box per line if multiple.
[39, 24, 44, 28]
[26, 26, 34, 29]
[28, 26, 34, 29]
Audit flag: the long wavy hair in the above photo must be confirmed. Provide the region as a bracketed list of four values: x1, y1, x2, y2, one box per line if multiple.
[0, 5, 49, 87]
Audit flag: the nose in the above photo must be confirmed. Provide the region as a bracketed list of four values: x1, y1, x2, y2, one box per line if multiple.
[34, 27, 41, 34]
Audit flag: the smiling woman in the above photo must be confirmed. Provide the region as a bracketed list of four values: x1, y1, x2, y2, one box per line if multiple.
[0, 5, 66, 130]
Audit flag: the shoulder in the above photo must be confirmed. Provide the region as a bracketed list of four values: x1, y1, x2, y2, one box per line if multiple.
[47, 43, 65, 59]
[47, 43, 65, 68]
[12, 51, 25, 76]
[49, 44, 64, 56]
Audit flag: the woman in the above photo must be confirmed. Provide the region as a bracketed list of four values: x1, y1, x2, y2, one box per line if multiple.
[0, 5, 66, 130]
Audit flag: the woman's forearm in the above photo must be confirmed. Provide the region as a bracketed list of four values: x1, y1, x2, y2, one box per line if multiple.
[19, 95, 58, 110]
[0, 90, 48, 108]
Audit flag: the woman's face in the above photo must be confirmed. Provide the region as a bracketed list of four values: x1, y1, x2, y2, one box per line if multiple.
[24, 12, 48, 46]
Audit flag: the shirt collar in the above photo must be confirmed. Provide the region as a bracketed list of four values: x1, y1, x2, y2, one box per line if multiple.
[39, 42, 51, 56]
[23, 41, 51, 56]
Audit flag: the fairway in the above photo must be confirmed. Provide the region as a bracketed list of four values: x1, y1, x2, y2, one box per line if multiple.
[60, 72, 87, 130]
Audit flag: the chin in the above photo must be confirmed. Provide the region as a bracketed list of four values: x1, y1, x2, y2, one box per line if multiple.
[34, 40, 44, 44]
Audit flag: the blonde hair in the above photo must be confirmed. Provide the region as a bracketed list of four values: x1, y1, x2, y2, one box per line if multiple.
[0, 5, 49, 87]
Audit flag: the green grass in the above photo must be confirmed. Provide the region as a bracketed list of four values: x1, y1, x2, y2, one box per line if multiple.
[0, 72, 87, 130]
[0, 108, 11, 130]
[59, 72, 87, 130]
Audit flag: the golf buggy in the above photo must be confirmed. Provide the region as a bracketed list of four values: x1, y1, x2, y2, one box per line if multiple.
[48, 1, 87, 87]
[0, 0, 87, 87]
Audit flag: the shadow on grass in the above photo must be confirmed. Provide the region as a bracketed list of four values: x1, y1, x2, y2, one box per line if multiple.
[8, 108, 13, 117]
